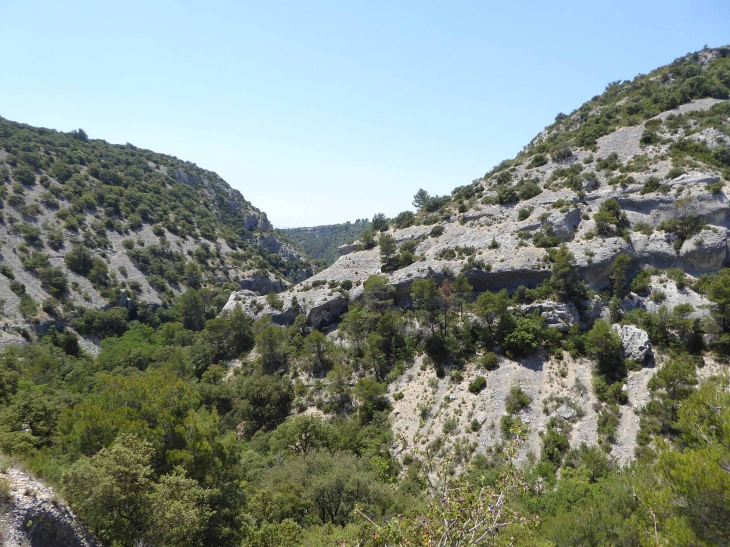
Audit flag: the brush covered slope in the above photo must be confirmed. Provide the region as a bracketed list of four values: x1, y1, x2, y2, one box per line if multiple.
[0, 121, 312, 348]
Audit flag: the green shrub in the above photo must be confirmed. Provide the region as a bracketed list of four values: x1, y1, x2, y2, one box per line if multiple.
[528, 154, 548, 168]
[516, 179, 542, 200]
[12, 165, 36, 185]
[442, 418, 458, 435]
[393, 211, 415, 229]
[594, 199, 629, 237]
[630, 268, 652, 294]
[667, 166, 685, 179]
[468, 376, 487, 394]
[633, 221, 654, 236]
[551, 147, 573, 162]
[505, 386, 531, 414]
[496, 185, 518, 204]
[640, 130, 660, 145]
[266, 292, 284, 310]
[430, 225, 444, 238]
[9, 281, 25, 295]
[517, 208, 530, 221]
[65, 245, 94, 276]
[640, 176, 668, 194]
[480, 352, 499, 370]
[658, 214, 706, 251]
[707, 181, 724, 194]
[596, 153, 621, 172]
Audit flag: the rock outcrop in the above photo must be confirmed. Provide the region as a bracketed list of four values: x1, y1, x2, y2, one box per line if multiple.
[1, 469, 98, 547]
[517, 301, 580, 332]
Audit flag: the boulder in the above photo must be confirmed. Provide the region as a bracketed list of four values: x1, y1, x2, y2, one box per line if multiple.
[556, 404, 577, 420]
[612, 324, 653, 362]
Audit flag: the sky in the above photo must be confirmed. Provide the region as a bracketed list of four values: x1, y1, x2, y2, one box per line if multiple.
[0, 1, 728, 227]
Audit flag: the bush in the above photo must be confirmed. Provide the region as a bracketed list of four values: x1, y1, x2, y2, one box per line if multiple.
[640, 176, 665, 194]
[371, 213, 388, 231]
[516, 179, 542, 200]
[517, 208, 530, 221]
[12, 165, 36, 185]
[707, 181, 724, 194]
[528, 154, 548, 168]
[468, 376, 487, 394]
[640, 130, 660, 145]
[493, 184, 517, 204]
[667, 166, 685, 179]
[505, 386, 531, 414]
[393, 211, 415, 229]
[430, 225, 444, 238]
[65, 245, 94, 276]
[442, 418, 458, 435]
[631, 268, 652, 294]
[551, 147, 573, 162]
[594, 199, 629, 237]
[266, 292, 284, 310]
[480, 352, 499, 370]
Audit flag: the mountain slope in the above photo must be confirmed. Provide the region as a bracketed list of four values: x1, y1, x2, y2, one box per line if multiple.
[227, 47, 730, 327]
[279, 219, 372, 266]
[0, 120, 312, 346]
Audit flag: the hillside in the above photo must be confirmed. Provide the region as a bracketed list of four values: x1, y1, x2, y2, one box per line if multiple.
[2, 46, 730, 547]
[0, 120, 312, 348]
[224, 47, 730, 470]
[230, 47, 730, 327]
[279, 218, 372, 265]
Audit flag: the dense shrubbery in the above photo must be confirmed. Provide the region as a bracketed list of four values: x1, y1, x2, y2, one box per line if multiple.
[2, 252, 730, 545]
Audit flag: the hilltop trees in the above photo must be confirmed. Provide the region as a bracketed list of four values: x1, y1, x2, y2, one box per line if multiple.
[412, 188, 430, 211]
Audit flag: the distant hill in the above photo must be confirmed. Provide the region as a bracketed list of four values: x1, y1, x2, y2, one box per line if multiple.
[279, 219, 372, 265]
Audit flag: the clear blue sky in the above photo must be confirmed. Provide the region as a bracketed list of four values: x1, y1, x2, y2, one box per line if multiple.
[1, 1, 727, 227]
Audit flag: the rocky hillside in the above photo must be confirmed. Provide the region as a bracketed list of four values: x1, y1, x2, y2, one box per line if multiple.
[227, 47, 730, 327]
[221, 46, 730, 470]
[279, 218, 373, 266]
[0, 120, 312, 347]
[1, 467, 98, 547]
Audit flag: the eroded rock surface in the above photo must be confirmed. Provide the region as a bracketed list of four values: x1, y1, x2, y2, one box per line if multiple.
[0, 469, 98, 547]
[612, 324, 653, 362]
